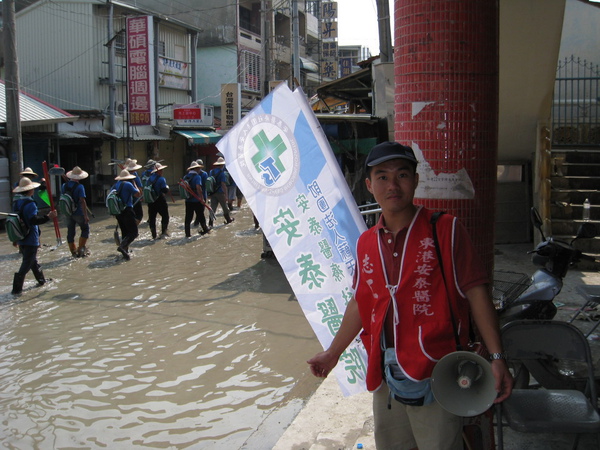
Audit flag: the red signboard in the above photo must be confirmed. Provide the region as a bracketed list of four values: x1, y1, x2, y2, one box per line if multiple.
[173, 106, 201, 121]
[127, 16, 155, 126]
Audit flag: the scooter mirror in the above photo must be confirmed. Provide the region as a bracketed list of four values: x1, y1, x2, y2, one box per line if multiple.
[576, 222, 597, 240]
[530, 207, 544, 234]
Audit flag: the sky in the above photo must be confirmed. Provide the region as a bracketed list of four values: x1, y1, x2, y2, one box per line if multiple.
[337, 0, 394, 56]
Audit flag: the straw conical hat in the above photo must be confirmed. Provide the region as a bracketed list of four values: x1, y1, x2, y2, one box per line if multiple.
[125, 159, 142, 171]
[66, 166, 89, 180]
[13, 177, 40, 193]
[19, 167, 38, 177]
[187, 161, 202, 171]
[115, 169, 136, 180]
[152, 163, 168, 173]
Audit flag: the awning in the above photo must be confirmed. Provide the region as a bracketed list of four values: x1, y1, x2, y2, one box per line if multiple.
[130, 134, 172, 141]
[174, 130, 222, 145]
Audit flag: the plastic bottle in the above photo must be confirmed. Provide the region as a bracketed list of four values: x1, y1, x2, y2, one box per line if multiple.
[583, 198, 591, 221]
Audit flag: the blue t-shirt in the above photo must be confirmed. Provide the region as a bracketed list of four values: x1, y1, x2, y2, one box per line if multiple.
[131, 171, 142, 190]
[147, 173, 167, 198]
[141, 169, 153, 185]
[185, 171, 202, 203]
[199, 170, 209, 200]
[209, 168, 227, 194]
[13, 196, 39, 246]
[61, 180, 86, 215]
[114, 180, 138, 207]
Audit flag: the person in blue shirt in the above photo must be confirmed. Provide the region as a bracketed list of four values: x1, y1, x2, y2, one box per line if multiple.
[113, 169, 141, 260]
[141, 159, 156, 186]
[61, 166, 90, 257]
[193, 159, 209, 227]
[208, 157, 234, 227]
[146, 163, 170, 239]
[11, 177, 57, 295]
[124, 159, 144, 225]
[183, 161, 210, 237]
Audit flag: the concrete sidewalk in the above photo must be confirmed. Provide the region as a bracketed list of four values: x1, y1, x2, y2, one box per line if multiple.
[272, 243, 600, 450]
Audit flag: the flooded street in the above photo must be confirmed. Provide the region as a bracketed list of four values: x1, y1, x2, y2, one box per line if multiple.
[0, 201, 322, 449]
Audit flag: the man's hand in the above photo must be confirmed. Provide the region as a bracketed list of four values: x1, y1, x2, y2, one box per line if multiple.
[307, 350, 339, 378]
[491, 359, 513, 403]
[48, 210, 57, 220]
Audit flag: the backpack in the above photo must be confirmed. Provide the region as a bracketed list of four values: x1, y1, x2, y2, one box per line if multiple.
[205, 175, 218, 196]
[58, 185, 77, 216]
[143, 178, 158, 204]
[179, 174, 193, 200]
[5, 199, 31, 242]
[106, 183, 126, 216]
[223, 169, 233, 186]
[5, 213, 29, 242]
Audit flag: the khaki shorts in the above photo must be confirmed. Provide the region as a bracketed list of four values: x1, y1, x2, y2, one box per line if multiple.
[373, 383, 463, 450]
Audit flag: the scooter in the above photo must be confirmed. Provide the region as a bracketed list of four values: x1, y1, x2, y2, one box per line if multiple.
[494, 207, 598, 389]
[495, 207, 597, 326]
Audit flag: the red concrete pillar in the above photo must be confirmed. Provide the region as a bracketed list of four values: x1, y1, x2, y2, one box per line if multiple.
[394, 0, 499, 275]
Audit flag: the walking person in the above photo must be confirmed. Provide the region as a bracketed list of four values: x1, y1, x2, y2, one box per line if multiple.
[61, 166, 90, 257]
[124, 159, 144, 225]
[141, 159, 156, 186]
[113, 169, 141, 260]
[146, 162, 170, 239]
[208, 157, 233, 226]
[307, 142, 512, 449]
[183, 161, 210, 237]
[193, 159, 209, 227]
[11, 178, 57, 294]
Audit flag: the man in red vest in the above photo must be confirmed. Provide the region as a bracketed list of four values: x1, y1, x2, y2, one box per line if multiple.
[307, 142, 512, 449]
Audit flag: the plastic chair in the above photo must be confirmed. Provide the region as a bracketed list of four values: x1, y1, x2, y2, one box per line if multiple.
[496, 320, 600, 449]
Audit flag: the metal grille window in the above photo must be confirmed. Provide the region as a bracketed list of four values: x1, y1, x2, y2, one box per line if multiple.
[553, 55, 600, 146]
[240, 50, 261, 93]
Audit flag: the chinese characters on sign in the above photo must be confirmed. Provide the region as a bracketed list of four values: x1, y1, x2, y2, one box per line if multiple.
[158, 57, 190, 90]
[220, 83, 241, 130]
[126, 16, 155, 126]
[321, 2, 338, 79]
[340, 57, 353, 78]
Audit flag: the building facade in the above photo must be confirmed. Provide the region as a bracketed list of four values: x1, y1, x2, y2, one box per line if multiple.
[14, 0, 207, 203]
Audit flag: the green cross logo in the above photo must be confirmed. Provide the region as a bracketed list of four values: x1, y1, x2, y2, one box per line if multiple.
[251, 130, 287, 187]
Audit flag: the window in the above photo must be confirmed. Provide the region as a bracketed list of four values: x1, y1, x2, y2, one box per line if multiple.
[115, 32, 126, 55]
[240, 50, 261, 93]
[239, 5, 260, 35]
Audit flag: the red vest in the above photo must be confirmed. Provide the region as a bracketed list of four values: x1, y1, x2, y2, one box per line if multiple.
[355, 207, 471, 389]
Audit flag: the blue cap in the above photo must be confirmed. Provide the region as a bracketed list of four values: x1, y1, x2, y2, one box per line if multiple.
[365, 142, 417, 170]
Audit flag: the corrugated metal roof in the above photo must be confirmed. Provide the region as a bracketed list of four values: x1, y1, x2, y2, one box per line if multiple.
[0, 80, 77, 126]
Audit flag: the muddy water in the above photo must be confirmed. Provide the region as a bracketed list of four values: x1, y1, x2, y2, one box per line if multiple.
[0, 201, 322, 449]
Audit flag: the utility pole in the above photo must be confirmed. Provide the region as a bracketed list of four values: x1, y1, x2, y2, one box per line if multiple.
[2, 0, 24, 188]
[376, 0, 393, 63]
[261, 0, 271, 98]
[292, 0, 300, 87]
[107, 0, 117, 165]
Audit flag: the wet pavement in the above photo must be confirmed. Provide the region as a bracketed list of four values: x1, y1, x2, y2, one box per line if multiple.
[0, 201, 322, 449]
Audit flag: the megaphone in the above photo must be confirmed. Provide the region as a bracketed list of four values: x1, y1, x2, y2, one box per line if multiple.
[430, 351, 497, 417]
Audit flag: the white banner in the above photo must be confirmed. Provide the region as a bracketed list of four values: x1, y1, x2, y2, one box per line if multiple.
[217, 83, 368, 396]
